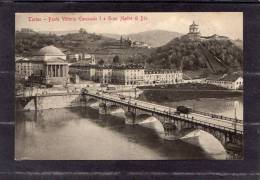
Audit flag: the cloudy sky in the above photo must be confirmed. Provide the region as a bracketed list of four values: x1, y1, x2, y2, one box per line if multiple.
[16, 12, 243, 40]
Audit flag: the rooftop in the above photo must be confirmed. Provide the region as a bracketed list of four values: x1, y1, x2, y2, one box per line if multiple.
[145, 69, 180, 74]
[37, 45, 65, 56]
[113, 64, 145, 69]
[201, 34, 229, 40]
[190, 21, 198, 26]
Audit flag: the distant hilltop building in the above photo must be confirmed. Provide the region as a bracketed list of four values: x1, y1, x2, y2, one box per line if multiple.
[19, 28, 35, 34]
[186, 21, 229, 41]
[131, 41, 151, 49]
[187, 21, 201, 41]
[120, 36, 151, 49]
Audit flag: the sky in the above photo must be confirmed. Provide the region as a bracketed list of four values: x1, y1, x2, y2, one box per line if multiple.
[16, 12, 243, 40]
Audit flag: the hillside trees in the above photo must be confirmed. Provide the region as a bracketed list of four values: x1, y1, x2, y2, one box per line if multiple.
[112, 55, 120, 64]
[15, 32, 61, 55]
[97, 59, 105, 65]
[148, 36, 243, 72]
[79, 28, 87, 34]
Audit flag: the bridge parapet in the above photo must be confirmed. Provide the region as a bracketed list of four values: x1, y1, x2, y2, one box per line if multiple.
[82, 92, 243, 157]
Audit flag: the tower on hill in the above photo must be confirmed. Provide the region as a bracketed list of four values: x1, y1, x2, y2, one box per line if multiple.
[187, 21, 201, 41]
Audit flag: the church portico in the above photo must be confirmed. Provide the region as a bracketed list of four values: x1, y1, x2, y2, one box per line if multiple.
[46, 64, 67, 77]
[44, 62, 68, 85]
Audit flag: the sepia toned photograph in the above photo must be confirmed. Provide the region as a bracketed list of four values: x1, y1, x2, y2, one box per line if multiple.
[15, 12, 243, 160]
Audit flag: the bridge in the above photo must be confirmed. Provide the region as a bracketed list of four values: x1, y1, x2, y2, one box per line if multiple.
[81, 91, 243, 154]
[16, 91, 243, 155]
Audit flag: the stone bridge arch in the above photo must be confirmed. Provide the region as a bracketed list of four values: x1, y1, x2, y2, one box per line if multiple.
[168, 117, 243, 155]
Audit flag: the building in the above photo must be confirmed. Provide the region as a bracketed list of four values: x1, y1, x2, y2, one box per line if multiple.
[69, 54, 97, 81]
[201, 34, 229, 41]
[95, 65, 113, 84]
[144, 69, 183, 85]
[23, 45, 69, 85]
[69, 62, 183, 86]
[131, 41, 151, 48]
[187, 21, 201, 41]
[84, 54, 96, 65]
[111, 64, 145, 85]
[67, 54, 80, 62]
[206, 73, 243, 90]
[67, 53, 96, 63]
[182, 73, 206, 84]
[183, 77, 206, 84]
[15, 57, 33, 79]
[69, 64, 96, 81]
[20, 28, 35, 34]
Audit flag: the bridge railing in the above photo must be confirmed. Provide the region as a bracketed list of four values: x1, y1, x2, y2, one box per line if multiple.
[172, 112, 243, 135]
[130, 101, 243, 135]
[79, 92, 244, 135]
[192, 110, 243, 123]
[92, 93, 243, 134]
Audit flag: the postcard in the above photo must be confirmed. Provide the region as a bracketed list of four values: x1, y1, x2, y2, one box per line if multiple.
[15, 12, 243, 160]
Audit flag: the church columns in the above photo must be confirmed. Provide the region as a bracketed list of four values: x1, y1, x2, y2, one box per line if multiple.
[60, 65, 63, 77]
[59, 65, 62, 77]
[63, 65, 67, 76]
[63, 65, 67, 77]
[46, 65, 48, 76]
[56, 65, 58, 77]
[57, 65, 59, 77]
[45, 64, 67, 78]
[54, 65, 56, 77]
[51, 65, 53, 77]
[55, 65, 57, 77]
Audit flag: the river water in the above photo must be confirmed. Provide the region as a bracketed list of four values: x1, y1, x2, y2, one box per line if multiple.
[15, 92, 243, 160]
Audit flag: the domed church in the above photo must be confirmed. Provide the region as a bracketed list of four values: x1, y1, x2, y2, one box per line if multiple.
[30, 45, 69, 85]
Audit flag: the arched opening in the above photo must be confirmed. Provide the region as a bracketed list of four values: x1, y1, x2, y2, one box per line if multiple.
[107, 104, 126, 118]
[136, 114, 165, 138]
[180, 129, 227, 159]
[87, 98, 99, 108]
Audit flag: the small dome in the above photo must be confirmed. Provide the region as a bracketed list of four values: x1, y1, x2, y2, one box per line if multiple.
[38, 45, 65, 56]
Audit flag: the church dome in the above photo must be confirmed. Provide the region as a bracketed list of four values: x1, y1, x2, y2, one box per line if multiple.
[38, 45, 65, 56]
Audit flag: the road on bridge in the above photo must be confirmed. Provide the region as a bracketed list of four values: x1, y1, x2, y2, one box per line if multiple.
[90, 92, 243, 134]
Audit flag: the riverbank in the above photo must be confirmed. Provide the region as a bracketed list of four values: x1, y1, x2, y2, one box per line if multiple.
[138, 83, 240, 91]
[138, 89, 243, 102]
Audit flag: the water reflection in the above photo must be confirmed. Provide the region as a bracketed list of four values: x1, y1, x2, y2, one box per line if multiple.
[16, 107, 210, 160]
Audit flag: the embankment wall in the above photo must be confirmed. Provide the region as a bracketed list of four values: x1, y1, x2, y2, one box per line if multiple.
[19, 94, 83, 111]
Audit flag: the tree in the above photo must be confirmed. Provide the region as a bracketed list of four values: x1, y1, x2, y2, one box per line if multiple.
[98, 59, 104, 65]
[79, 28, 87, 34]
[113, 55, 120, 64]
[120, 36, 123, 44]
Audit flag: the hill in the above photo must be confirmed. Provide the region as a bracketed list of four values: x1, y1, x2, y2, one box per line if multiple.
[39, 30, 78, 36]
[231, 39, 243, 50]
[15, 31, 152, 63]
[15, 30, 243, 76]
[103, 30, 183, 47]
[147, 35, 243, 75]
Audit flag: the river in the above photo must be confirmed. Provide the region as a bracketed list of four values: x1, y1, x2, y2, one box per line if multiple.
[15, 90, 243, 160]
